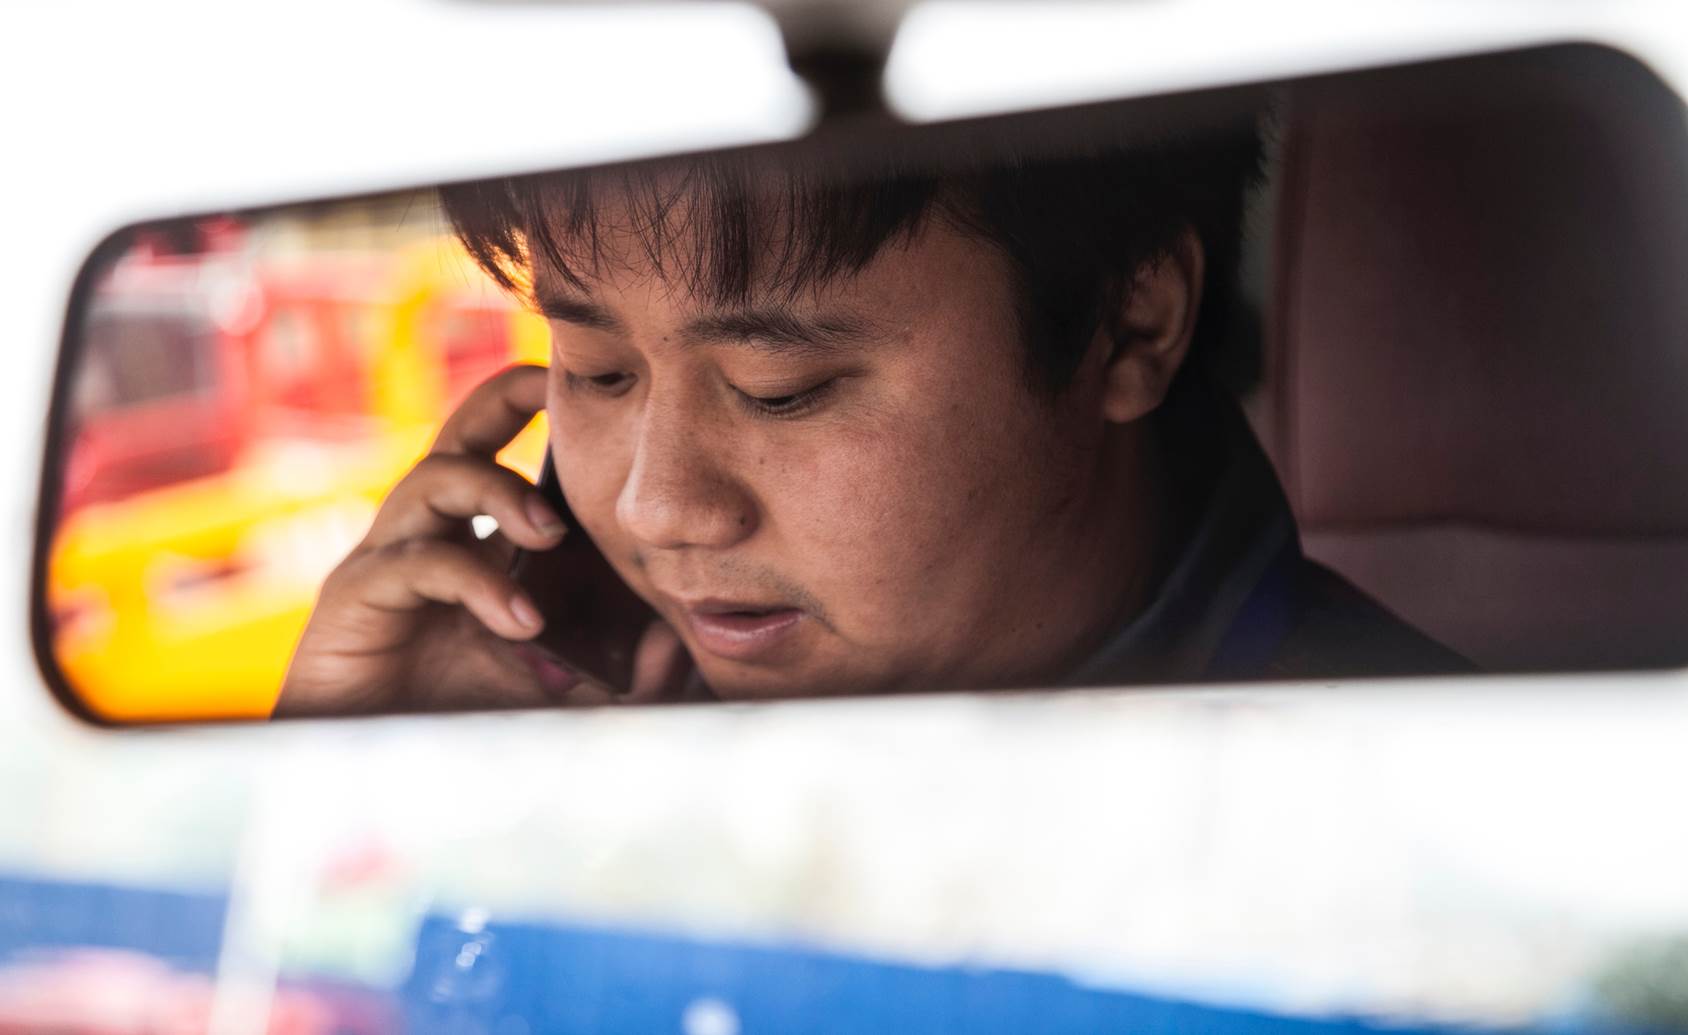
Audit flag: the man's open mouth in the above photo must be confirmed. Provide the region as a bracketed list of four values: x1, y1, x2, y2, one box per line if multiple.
[681, 600, 805, 662]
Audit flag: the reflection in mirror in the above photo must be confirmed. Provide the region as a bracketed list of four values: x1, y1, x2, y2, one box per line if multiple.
[36, 45, 1688, 723]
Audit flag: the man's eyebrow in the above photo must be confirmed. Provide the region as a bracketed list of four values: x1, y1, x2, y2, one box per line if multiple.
[533, 288, 622, 332]
[683, 306, 884, 355]
[534, 288, 885, 355]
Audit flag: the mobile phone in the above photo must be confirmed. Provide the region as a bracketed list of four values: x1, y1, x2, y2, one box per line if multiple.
[507, 450, 657, 693]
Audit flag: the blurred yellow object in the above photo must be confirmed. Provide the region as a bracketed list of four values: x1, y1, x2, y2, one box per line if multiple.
[47, 235, 551, 722]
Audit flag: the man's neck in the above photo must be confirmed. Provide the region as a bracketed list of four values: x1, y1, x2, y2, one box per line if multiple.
[1052, 414, 1179, 679]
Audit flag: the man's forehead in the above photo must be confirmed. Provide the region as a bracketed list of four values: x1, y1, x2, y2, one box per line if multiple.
[528, 180, 774, 290]
[530, 263, 857, 317]
[525, 214, 895, 315]
[531, 269, 892, 355]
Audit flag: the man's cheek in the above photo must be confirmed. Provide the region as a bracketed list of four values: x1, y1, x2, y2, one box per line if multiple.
[784, 442, 968, 612]
[549, 434, 636, 558]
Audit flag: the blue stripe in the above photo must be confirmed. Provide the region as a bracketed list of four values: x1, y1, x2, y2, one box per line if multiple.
[0, 872, 1648, 1035]
[0, 873, 227, 973]
[405, 914, 1498, 1035]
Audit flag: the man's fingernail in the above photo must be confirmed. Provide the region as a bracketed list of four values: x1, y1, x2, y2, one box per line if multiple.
[526, 496, 566, 538]
[510, 594, 544, 631]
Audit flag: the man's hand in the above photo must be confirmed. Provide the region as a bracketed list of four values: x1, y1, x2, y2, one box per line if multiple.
[274, 364, 689, 717]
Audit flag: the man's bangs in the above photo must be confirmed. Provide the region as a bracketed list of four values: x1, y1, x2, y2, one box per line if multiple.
[440, 155, 940, 308]
[440, 125, 1265, 394]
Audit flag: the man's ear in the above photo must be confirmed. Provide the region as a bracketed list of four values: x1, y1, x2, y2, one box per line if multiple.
[1097, 229, 1204, 425]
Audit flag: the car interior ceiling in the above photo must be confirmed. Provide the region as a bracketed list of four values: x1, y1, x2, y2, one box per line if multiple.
[1254, 48, 1688, 673]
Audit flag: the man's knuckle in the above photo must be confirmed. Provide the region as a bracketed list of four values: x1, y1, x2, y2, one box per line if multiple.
[411, 453, 464, 480]
[388, 537, 445, 565]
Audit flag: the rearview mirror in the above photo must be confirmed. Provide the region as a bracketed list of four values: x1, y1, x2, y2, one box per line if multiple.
[34, 44, 1688, 724]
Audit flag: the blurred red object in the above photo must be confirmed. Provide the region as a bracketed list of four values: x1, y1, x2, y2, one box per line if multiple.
[0, 949, 386, 1035]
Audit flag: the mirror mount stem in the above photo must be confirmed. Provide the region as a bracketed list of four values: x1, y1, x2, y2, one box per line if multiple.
[770, 0, 906, 123]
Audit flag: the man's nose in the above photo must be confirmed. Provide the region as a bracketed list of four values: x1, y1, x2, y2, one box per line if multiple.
[615, 401, 756, 551]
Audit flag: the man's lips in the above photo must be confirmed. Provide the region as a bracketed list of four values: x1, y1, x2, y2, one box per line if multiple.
[679, 598, 805, 662]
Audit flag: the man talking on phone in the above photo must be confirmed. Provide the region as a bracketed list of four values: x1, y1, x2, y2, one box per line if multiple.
[276, 131, 1464, 716]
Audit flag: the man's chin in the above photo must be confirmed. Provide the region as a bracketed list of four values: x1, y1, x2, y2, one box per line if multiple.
[692, 661, 866, 703]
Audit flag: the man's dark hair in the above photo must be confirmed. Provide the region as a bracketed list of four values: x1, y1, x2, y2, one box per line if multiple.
[439, 125, 1263, 396]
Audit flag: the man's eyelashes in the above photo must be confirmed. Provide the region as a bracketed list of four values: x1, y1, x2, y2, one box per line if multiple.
[563, 371, 635, 396]
[732, 378, 837, 419]
[559, 371, 840, 420]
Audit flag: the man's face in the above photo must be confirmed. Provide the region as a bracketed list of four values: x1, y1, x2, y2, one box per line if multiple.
[538, 210, 1125, 700]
